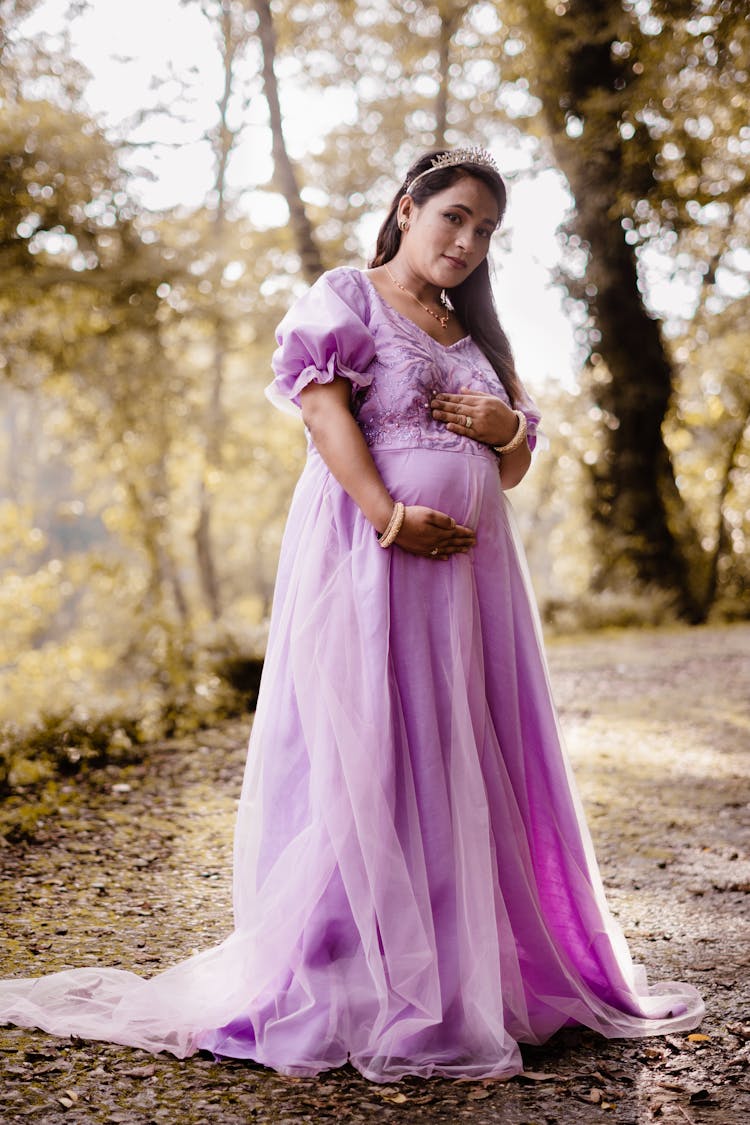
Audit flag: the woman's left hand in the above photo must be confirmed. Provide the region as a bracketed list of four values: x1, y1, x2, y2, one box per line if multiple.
[431, 387, 520, 447]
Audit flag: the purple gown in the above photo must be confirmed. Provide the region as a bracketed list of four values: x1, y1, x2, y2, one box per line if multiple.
[0, 267, 703, 1080]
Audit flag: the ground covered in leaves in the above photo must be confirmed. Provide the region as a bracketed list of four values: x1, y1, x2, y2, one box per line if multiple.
[1, 623, 748, 1124]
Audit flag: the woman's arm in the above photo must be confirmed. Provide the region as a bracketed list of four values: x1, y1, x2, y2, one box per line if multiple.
[299, 378, 477, 558]
[497, 442, 532, 490]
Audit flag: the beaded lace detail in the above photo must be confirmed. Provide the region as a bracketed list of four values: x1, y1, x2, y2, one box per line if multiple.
[351, 272, 509, 463]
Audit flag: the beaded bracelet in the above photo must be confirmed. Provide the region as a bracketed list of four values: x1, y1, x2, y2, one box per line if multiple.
[378, 501, 406, 548]
[493, 409, 528, 455]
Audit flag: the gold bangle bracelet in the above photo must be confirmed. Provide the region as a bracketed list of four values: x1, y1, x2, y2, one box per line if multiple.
[493, 410, 527, 455]
[378, 504, 398, 543]
[378, 501, 405, 548]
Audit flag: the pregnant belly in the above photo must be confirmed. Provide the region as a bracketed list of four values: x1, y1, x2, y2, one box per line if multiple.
[371, 447, 502, 531]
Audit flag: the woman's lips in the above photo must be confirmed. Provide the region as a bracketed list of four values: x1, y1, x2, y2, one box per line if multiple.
[444, 255, 468, 269]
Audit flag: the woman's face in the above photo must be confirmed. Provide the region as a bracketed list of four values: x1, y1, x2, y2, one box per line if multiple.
[398, 175, 500, 289]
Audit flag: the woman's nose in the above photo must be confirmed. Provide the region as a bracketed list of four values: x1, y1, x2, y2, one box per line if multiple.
[454, 228, 476, 253]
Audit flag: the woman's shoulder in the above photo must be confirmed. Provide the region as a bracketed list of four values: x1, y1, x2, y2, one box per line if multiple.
[277, 266, 372, 332]
[320, 265, 366, 283]
[274, 266, 377, 356]
[316, 266, 369, 301]
[302, 266, 374, 327]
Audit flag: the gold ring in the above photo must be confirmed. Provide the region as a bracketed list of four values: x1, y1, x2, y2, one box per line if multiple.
[430, 548, 439, 557]
[465, 415, 472, 429]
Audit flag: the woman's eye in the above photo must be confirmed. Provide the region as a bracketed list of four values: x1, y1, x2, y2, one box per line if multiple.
[444, 212, 461, 223]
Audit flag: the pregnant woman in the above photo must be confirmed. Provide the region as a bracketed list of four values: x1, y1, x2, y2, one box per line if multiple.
[0, 147, 703, 1081]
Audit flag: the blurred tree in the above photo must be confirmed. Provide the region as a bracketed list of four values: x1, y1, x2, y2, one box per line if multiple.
[252, 0, 324, 282]
[151, 0, 324, 622]
[494, 0, 749, 617]
[0, 1, 200, 714]
[666, 294, 750, 615]
[185, 0, 256, 620]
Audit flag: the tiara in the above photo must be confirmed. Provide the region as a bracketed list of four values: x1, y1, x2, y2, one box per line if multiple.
[405, 147, 501, 194]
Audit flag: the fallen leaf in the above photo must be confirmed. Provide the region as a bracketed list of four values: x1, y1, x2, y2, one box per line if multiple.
[467, 1088, 492, 1100]
[594, 1063, 629, 1081]
[517, 1071, 560, 1082]
[33, 1061, 69, 1075]
[687, 1033, 711, 1043]
[119, 1063, 155, 1078]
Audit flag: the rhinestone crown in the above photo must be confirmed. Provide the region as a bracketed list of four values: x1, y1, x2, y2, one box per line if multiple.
[405, 146, 501, 194]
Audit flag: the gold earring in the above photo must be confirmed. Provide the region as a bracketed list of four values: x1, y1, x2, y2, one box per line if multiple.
[399, 220, 409, 232]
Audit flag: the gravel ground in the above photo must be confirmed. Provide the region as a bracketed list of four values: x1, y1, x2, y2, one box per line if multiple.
[1, 623, 748, 1124]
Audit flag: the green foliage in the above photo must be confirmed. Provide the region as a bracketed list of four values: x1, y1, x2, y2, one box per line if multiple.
[0, 626, 264, 808]
[0, 3, 310, 750]
[0, 711, 143, 798]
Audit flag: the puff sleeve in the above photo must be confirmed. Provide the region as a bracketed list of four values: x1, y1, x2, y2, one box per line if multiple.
[266, 268, 377, 416]
[516, 391, 542, 452]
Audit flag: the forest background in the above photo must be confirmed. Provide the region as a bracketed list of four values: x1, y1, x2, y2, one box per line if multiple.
[1, 0, 748, 779]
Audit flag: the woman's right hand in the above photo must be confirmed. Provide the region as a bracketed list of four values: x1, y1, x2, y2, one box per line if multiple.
[395, 506, 476, 560]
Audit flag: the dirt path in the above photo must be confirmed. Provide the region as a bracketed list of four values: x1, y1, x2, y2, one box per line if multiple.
[1, 623, 748, 1124]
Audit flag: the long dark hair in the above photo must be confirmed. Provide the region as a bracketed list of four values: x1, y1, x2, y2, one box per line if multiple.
[369, 150, 522, 405]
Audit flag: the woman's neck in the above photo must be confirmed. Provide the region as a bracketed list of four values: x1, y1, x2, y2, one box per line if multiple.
[383, 257, 441, 305]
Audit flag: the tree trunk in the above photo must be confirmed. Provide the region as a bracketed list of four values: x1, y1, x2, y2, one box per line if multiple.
[522, 0, 703, 618]
[700, 408, 750, 614]
[193, 480, 220, 619]
[435, 10, 452, 147]
[253, 0, 324, 284]
[192, 0, 239, 621]
[565, 162, 697, 605]
[434, 3, 472, 148]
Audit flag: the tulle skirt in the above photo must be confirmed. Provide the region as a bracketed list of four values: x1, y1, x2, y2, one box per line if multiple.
[0, 446, 703, 1080]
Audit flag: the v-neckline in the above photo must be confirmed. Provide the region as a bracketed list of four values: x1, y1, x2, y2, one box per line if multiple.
[359, 270, 471, 352]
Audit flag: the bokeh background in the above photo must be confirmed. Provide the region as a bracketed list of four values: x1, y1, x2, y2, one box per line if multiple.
[1, 0, 748, 759]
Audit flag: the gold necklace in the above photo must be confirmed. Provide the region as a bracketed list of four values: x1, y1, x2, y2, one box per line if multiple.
[384, 265, 451, 330]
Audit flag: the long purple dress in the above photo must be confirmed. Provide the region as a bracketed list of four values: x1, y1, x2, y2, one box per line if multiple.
[0, 267, 703, 1081]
